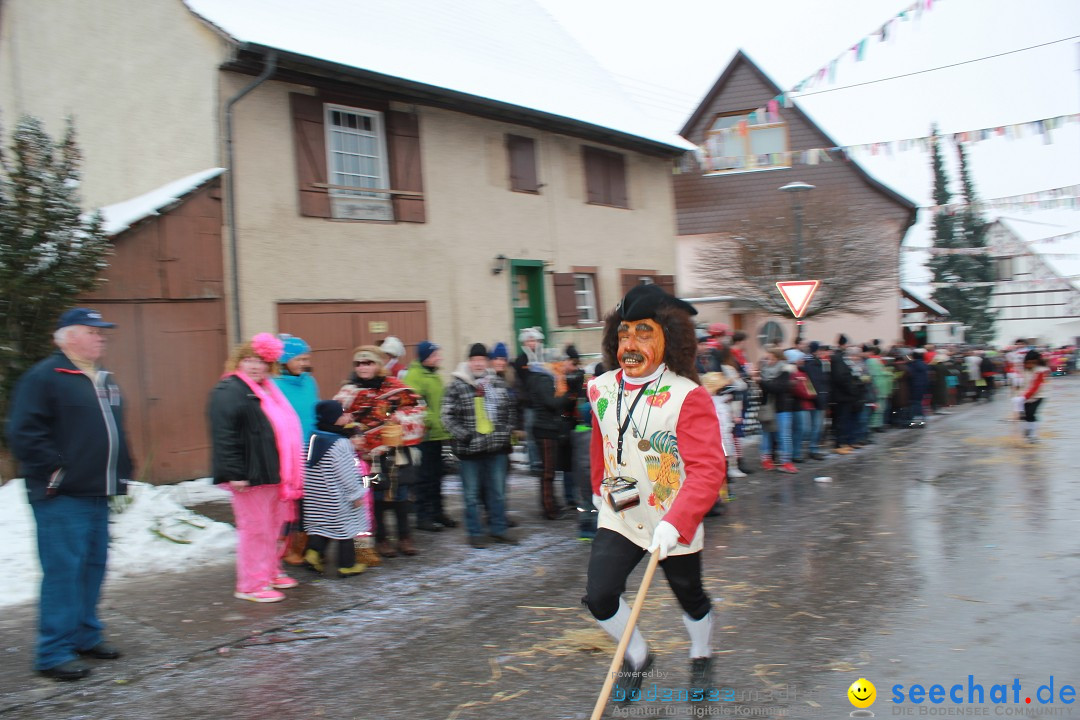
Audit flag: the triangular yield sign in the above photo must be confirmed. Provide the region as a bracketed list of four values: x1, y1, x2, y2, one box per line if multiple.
[775, 280, 820, 318]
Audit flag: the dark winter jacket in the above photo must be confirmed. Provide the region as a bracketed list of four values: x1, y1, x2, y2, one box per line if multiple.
[829, 350, 861, 405]
[441, 365, 516, 457]
[526, 366, 575, 439]
[803, 355, 830, 410]
[208, 375, 282, 487]
[907, 358, 929, 403]
[760, 363, 799, 414]
[7, 351, 134, 502]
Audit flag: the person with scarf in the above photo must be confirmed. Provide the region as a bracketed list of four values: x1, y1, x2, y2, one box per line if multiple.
[209, 333, 304, 603]
[302, 400, 369, 576]
[274, 334, 319, 565]
[584, 284, 726, 699]
[336, 345, 425, 558]
[441, 343, 517, 548]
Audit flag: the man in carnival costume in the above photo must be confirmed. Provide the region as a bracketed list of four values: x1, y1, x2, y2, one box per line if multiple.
[583, 284, 726, 695]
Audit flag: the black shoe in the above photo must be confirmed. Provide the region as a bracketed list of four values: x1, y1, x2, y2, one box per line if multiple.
[39, 659, 91, 681]
[488, 532, 519, 545]
[416, 520, 443, 532]
[614, 652, 655, 702]
[78, 641, 121, 660]
[468, 536, 489, 549]
[436, 514, 458, 528]
[689, 656, 713, 691]
[809, 453, 826, 460]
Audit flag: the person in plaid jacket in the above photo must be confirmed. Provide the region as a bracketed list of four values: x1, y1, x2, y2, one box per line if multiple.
[441, 343, 517, 548]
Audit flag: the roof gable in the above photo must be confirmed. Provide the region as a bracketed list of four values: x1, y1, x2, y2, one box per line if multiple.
[680, 49, 915, 215]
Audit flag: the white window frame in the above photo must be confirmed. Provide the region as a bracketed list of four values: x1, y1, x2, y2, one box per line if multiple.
[574, 273, 599, 323]
[703, 111, 789, 175]
[324, 104, 391, 199]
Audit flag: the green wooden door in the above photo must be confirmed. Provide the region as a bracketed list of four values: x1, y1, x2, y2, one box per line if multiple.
[511, 260, 547, 353]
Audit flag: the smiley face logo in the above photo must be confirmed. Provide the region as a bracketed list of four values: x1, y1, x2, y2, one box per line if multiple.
[848, 678, 876, 709]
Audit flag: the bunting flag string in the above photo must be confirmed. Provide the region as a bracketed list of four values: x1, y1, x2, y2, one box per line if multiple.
[689, 112, 1080, 175]
[922, 183, 1080, 214]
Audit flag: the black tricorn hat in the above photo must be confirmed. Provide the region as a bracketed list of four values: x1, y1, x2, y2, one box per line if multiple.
[616, 284, 697, 321]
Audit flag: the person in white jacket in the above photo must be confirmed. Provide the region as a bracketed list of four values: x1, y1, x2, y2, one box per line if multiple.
[583, 284, 727, 698]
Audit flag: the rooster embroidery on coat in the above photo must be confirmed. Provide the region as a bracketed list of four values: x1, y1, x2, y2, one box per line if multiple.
[644, 431, 681, 509]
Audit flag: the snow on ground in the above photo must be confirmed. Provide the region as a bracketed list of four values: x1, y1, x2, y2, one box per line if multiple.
[1, 478, 236, 610]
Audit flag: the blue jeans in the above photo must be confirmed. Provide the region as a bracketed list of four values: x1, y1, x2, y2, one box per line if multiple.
[761, 412, 793, 463]
[808, 409, 825, 454]
[30, 495, 110, 670]
[459, 454, 508, 537]
[791, 410, 809, 460]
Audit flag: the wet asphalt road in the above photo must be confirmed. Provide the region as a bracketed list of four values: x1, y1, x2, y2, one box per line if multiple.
[2, 378, 1078, 720]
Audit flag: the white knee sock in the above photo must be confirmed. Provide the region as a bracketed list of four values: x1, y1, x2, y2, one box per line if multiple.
[597, 598, 649, 669]
[683, 612, 713, 659]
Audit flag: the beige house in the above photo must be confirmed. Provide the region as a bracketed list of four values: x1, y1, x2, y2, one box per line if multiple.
[674, 52, 918, 357]
[1, 0, 686, 481]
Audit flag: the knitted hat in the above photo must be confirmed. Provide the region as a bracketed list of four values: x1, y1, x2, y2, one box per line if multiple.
[380, 336, 405, 359]
[784, 348, 803, 364]
[251, 333, 284, 363]
[418, 340, 439, 363]
[518, 326, 544, 343]
[808, 341, 820, 353]
[468, 342, 488, 359]
[489, 342, 509, 360]
[315, 399, 345, 426]
[278, 334, 311, 363]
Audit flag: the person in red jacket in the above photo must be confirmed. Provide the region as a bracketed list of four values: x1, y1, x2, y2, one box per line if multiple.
[584, 284, 726, 698]
[1017, 349, 1049, 444]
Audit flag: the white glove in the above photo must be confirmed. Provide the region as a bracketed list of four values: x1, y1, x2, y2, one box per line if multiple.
[647, 520, 680, 560]
[592, 493, 603, 512]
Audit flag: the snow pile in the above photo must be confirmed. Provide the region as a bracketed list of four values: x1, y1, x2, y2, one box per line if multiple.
[1, 478, 236, 609]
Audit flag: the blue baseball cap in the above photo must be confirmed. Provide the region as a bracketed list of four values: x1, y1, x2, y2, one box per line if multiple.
[57, 308, 116, 330]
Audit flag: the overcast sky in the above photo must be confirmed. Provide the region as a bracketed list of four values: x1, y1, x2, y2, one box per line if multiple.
[536, 0, 1080, 283]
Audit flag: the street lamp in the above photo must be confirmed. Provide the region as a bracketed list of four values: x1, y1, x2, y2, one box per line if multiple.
[779, 181, 815, 342]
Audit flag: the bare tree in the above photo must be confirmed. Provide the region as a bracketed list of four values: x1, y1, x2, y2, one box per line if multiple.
[694, 189, 896, 318]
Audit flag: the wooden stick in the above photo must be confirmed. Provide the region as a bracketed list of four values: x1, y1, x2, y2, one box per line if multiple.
[590, 551, 662, 720]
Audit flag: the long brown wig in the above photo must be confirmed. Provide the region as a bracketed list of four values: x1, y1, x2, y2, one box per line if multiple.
[600, 305, 700, 385]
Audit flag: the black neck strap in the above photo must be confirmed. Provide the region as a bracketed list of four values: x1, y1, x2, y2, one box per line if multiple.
[616, 374, 651, 466]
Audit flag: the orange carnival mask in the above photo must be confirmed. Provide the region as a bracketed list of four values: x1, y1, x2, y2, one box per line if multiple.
[617, 318, 666, 380]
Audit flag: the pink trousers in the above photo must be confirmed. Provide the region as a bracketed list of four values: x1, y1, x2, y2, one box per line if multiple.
[229, 484, 287, 593]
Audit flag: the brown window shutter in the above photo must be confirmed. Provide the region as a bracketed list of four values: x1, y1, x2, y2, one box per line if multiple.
[620, 272, 640, 296]
[553, 273, 579, 326]
[386, 110, 426, 223]
[507, 135, 538, 193]
[610, 152, 628, 208]
[583, 147, 603, 204]
[654, 274, 676, 297]
[290, 93, 331, 218]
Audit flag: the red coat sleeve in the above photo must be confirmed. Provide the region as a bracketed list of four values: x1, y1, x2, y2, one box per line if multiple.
[1023, 368, 1046, 400]
[664, 385, 727, 543]
[591, 421, 605, 496]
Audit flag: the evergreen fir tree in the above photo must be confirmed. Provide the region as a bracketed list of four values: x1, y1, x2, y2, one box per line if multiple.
[927, 127, 996, 344]
[0, 116, 110, 440]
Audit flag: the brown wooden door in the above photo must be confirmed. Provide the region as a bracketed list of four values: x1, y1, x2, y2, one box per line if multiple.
[94, 300, 226, 484]
[277, 301, 428, 397]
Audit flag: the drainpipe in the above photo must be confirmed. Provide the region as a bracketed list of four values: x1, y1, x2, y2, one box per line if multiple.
[224, 49, 276, 343]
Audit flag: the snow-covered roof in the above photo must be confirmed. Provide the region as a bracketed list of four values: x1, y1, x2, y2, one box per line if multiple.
[98, 168, 225, 236]
[992, 210, 1080, 292]
[183, 0, 690, 152]
[901, 285, 949, 316]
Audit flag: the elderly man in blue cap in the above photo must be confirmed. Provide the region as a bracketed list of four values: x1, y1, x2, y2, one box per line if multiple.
[7, 308, 134, 681]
